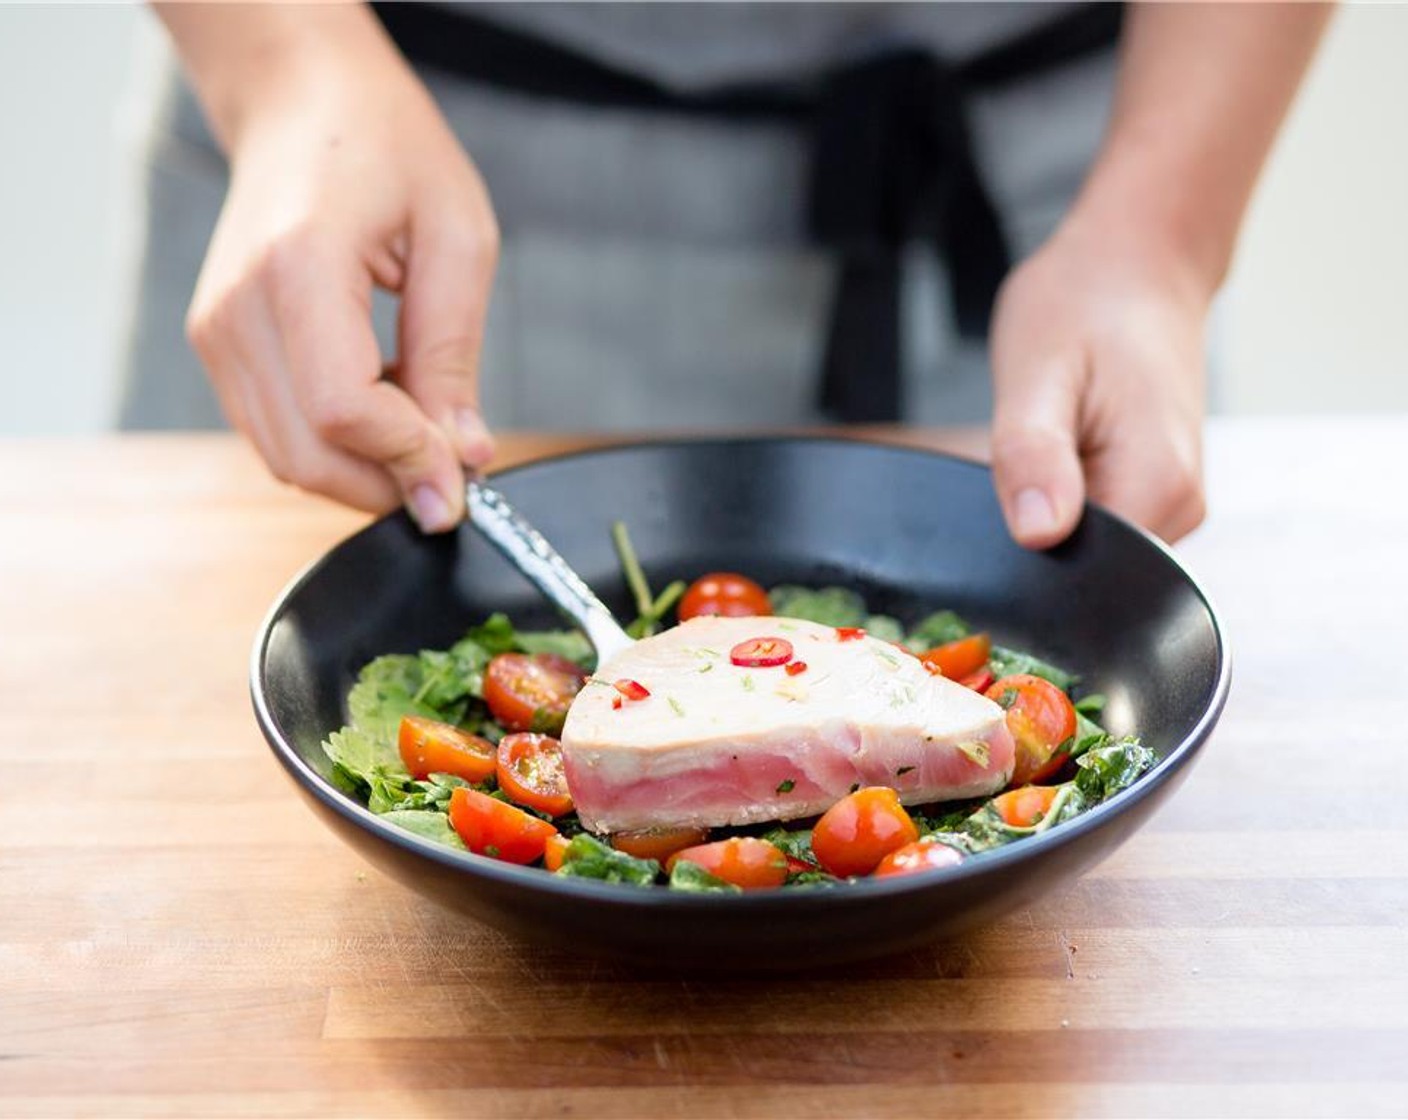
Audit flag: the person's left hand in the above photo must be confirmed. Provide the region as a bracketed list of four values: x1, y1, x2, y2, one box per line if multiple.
[987, 214, 1212, 549]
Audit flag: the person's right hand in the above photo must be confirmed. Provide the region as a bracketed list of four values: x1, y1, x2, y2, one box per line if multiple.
[182, 19, 498, 531]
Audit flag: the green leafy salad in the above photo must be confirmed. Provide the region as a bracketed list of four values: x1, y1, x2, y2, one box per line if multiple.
[322, 528, 1154, 892]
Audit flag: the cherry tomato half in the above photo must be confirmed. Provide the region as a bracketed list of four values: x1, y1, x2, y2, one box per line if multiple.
[397, 715, 496, 783]
[985, 674, 1078, 786]
[992, 784, 1060, 829]
[873, 838, 965, 878]
[483, 652, 587, 734]
[678, 572, 772, 621]
[610, 825, 711, 862]
[495, 732, 574, 817]
[729, 637, 794, 668]
[447, 787, 558, 864]
[811, 787, 920, 878]
[920, 633, 992, 681]
[665, 837, 789, 890]
[543, 833, 571, 872]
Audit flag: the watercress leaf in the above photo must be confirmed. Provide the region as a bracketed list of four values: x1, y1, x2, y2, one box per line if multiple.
[1073, 738, 1156, 801]
[761, 828, 816, 864]
[1070, 710, 1111, 759]
[786, 869, 842, 888]
[556, 835, 659, 886]
[516, 629, 595, 668]
[1074, 693, 1107, 714]
[987, 645, 1077, 692]
[668, 860, 742, 894]
[904, 610, 970, 650]
[379, 809, 466, 850]
[767, 585, 868, 628]
[322, 727, 408, 793]
[863, 615, 906, 644]
[346, 656, 447, 742]
[464, 613, 521, 657]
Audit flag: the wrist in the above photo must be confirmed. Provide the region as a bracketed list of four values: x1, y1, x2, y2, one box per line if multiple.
[1060, 136, 1241, 305]
[157, 3, 409, 154]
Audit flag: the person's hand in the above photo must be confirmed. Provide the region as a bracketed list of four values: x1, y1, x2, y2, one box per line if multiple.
[988, 215, 1210, 549]
[184, 31, 497, 531]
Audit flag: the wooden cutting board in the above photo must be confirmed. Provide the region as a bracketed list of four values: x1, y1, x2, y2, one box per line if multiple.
[0, 421, 1403, 1118]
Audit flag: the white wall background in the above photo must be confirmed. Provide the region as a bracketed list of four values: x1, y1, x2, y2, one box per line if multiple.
[0, 3, 1404, 435]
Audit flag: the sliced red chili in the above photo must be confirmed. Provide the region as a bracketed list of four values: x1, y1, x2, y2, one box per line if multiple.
[835, 627, 866, 642]
[611, 695, 623, 710]
[785, 660, 808, 677]
[729, 637, 795, 668]
[959, 668, 996, 693]
[614, 679, 650, 701]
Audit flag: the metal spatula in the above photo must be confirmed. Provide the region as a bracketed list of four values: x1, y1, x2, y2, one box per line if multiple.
[465, 479, 635, 663]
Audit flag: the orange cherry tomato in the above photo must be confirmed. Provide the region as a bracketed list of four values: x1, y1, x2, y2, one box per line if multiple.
[483, 652, 587, 734]
[543, 833, 571, 872]
[447, 787, 558, 864]
[397, 715, 496, 782]
[992, 784, 1061, 829]
[678, 572, 772, 621]
[920, 633, 992, 680]
[495, 732, 574, 817]
[873, 838, 965, 878]
[810, 787, 920, 878]
[610, 825, 712, 862]
[985, 674, 1079, 786]
[665, 837, 789, 890]
[729, 637, 794, 667]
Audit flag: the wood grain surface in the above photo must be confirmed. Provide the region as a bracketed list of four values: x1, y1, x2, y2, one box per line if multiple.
[1, 419, 1404, 1119]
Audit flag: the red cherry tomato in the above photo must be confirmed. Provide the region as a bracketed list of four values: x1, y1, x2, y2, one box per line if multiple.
[495, 732, 574, 817]
[810, 787, 920, 878]
[397, 715, 496, 783]
[729, 637, 794, 668]
[920, 633, 992, 680]
[610, 825, 711, 862]
[665, 837, 789, 890]
[447, 787, 558, 864]
[678, 572, 772, 621]
[873, 838, 965, 878]
[483, 652, 587, 734]
[986, 674, 1079, 786]
[992, 784, 1060, 829]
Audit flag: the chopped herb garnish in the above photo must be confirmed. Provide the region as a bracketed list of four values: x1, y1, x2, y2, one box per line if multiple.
[776, 779, 796, 794]
[742, 675, 755, 692]
[668, 697, 685, 718]
[483, 845, 500, 858]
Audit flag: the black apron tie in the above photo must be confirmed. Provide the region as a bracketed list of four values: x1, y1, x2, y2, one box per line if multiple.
[808, 50, 1010, 420]
[372, 3, 1123, 422]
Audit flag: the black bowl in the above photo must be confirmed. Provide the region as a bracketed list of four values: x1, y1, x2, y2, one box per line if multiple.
[252, 437, 1229, 969]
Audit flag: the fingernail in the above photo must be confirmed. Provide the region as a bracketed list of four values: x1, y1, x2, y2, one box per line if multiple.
[409, 483, 454, 533]
[455, 408, 494, 466]
[1013, 487, 1058, 540]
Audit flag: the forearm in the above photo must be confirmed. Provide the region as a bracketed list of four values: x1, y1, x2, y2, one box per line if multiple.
[154, 2, 407, 153]
[1069, 2, 1333, 295]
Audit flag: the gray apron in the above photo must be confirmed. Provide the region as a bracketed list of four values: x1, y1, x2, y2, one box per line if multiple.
[119, 3, 1118, 432]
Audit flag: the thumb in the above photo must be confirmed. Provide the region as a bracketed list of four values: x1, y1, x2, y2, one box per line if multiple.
[989, 351, 1087, 550]
[396, 215, 499, 470]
